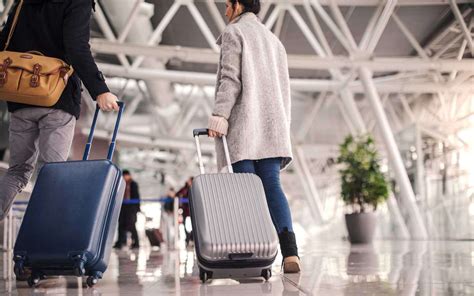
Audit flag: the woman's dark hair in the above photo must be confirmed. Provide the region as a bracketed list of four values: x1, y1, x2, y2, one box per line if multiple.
[230, 0, 261, 15]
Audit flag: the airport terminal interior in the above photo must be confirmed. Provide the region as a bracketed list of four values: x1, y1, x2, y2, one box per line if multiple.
[0, 0, 473, 295]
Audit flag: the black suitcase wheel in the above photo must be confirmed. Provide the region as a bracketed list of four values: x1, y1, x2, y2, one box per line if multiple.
[86, 276, 99, 287]
[262, 269, 272, 281]
[27, 275, 40, 287]
[199, 268, 209, 283]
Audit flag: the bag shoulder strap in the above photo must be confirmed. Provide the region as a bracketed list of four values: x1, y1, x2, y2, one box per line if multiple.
[4, 0, 24, 51]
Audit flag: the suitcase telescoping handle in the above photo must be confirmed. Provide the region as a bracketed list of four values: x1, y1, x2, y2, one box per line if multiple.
[83, 102, 125, 161]
[193, 128, 233, 174]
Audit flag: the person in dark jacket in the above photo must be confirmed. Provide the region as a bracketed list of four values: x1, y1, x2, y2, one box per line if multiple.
[114, 170, 141, 249]
[0, 0, 119, 220]
[176, 177, 193, 246]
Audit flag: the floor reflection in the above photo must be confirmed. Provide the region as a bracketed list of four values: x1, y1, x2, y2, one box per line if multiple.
[0, 240, 473, 295]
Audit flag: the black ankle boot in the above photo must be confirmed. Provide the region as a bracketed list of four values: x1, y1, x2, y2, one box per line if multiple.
[278, 228, 299, 258]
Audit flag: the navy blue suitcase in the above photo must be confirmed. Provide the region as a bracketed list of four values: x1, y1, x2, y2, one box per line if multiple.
[13, 102, 125, 288]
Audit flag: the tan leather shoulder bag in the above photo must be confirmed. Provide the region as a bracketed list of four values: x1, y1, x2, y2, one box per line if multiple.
[0, 0, 74, 107]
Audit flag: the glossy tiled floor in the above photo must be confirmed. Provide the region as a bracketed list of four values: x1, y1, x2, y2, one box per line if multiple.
[1, 239, 473, 295]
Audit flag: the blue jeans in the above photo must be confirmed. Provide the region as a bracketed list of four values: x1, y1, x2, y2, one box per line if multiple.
[232, 158, 294, 234]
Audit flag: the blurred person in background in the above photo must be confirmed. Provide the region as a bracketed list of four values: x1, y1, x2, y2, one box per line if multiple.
[177, 177, 193, 247]
[160, 187, 176, 248]
[114, 170, 141, 249]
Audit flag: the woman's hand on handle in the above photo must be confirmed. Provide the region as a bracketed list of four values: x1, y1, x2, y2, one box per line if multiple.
[208, 129, 223, 138]
[207, 115, 228, 137]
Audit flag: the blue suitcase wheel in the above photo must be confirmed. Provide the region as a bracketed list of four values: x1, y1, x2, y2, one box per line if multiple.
[73, 261, 86, 276]
[14, 262, 25, 278]
[86, 276, 98, 287]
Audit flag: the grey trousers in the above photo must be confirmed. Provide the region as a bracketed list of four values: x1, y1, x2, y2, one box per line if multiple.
[0, 108, 76, 220]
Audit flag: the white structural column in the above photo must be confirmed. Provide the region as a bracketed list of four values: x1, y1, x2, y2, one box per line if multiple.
[297, 93, 327, 141]
[386, 195, 411, 239]
[359, 67, 428, 239]
[335, 97, 358, 135]
[293, 146, 325, 225]
[415, 123, 426, 202]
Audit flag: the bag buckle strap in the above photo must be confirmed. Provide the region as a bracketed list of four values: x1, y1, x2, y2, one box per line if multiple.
[0, 58, 12, 87]
[60, 67, 70, 83]
[30, 63, 41, 88]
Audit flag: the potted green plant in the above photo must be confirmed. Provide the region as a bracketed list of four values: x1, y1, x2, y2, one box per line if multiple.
[337, 134, 389, 244]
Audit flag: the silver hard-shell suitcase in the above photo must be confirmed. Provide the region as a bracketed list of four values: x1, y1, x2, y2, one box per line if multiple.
[190, 129, 279, 283]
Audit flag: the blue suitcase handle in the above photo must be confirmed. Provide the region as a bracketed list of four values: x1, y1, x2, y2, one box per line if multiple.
[83, 102, 125, 161]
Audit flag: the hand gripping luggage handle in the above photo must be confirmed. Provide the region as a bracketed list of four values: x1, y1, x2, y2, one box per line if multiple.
[193, 128, 233, 174]
[83, 102, 125, 161]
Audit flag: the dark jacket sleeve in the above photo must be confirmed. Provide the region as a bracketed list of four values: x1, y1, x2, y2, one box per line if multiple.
[131, 181, 141, 212]
[131, 181, 140, 200]
[63, 0, 109, 100]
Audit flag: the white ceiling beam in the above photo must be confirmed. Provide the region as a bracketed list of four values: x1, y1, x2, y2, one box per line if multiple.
[328, 0, 358, 50]
[449, 0, 474, 56]
[98, 63, 474, 94]
[296, 92, 327, 142]
[392, 12, 430, 59]
[364, 0, 398, 53]
[288, 56, 474, 72]
[117, 0, 144, 43]
[92, 40, 474, 72]
[205, 0, 226, 32]
[307, 0, 353, 53]
[185, 1, 220, 52]
[286, 4, 326, 55]
[424, 8, 472, 53]
[131, 1, 181, 68]
[93, 3, 130, 67]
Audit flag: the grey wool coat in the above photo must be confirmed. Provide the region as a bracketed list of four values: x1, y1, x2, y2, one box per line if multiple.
[208, 13, 293, 172]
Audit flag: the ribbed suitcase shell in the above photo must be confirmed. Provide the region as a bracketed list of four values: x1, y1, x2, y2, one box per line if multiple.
[190, 172, 279, 278]
[14, 160, 125, 278]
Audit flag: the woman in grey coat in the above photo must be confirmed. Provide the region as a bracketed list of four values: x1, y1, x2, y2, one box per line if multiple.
[208, 0, 300, 273]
